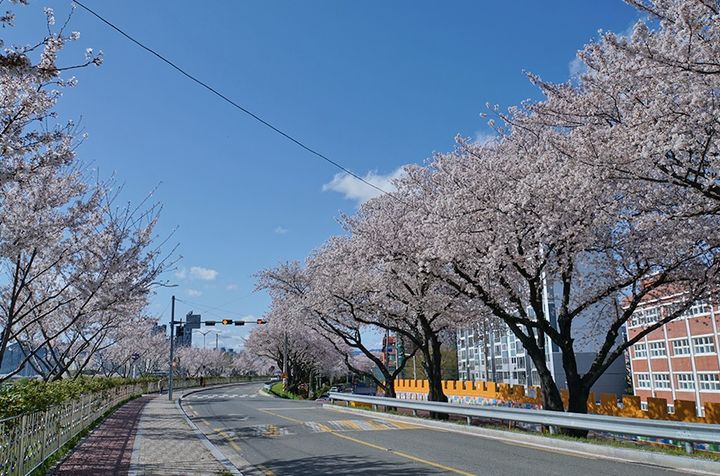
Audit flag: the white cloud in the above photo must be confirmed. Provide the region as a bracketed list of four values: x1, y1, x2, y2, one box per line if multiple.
[274, 226, 288, 235]
[226, 283, 239, 291]
[322, 166, 406, 205]
[474, 130, 497, 145]
[190, 266, 218, 281]
[568, 55, 587, 79]
[187, 289, 202, 297]
[174, 268, 187, 280]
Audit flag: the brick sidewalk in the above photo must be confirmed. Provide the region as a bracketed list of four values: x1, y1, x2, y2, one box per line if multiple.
[51, 390, 231, 476]
[129, 393, 227, 475]
[52, 395, 153, 475]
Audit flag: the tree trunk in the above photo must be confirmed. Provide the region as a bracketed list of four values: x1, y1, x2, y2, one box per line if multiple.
[423, 336, 448, 419]
[537, 367, 564, 411]
[383, 375, 396, 399]
[559, 383, 591, 438]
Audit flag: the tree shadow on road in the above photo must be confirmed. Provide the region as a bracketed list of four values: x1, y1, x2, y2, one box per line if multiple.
[260, 454, 443, 475]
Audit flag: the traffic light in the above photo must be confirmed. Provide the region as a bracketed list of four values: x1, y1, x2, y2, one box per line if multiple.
[204, 321, 216, 326]
[234, 321, 245, 326]
[221, 319, 233, 325]
[256, 319, 267, 324]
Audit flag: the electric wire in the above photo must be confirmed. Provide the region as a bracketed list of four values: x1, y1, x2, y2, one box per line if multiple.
[175, 297, 254, 319]
[72, 0, 398, 200]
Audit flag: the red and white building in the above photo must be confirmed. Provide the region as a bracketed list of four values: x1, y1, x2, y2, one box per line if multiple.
[626, 290, 720, 415]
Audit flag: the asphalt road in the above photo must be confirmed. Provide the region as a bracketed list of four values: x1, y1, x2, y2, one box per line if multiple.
[182, 382, 690, 476]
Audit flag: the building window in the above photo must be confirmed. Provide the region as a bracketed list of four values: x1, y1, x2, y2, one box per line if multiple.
[677, 373, 695, 390]
[698, 374, 720, 391]
[672, 339, 691, 356]
[679, 301, 711, 319]
[653, 373, 671, 389]
[649, 341, 666, 358]
[636, 373, 651, 389]
[634, 343, 647, 359]
[692, 336, 716, 355]
[629, 307, 660, 328]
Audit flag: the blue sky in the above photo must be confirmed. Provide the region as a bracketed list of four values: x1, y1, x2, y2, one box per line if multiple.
[9, 1, 639, 350]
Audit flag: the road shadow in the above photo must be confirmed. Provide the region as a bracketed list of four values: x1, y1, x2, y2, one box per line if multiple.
[261, 454, 443, 475]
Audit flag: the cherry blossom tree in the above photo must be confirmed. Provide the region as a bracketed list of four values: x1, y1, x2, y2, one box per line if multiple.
[243, 308, 341, 395]
[523, 0, 720, 215]
[91, 316, 168, 378]
[341, 188, 475, 404]
[417, 122, 717, 423]
[0, 4, 174, 382]
[257, 246, 418, 398]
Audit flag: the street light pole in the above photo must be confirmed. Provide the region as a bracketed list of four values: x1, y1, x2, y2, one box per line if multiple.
[193, 330, 212, 349]
[282, 331, 288, 389]
[168, 295, 176, 401]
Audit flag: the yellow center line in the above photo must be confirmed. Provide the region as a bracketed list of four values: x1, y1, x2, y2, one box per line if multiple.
[258, 408, 474, 475]
[256, 464, 275, 476]
[331, 432, 475, 476]
[258, 408, 304, 424]
[211, 426, 243, 454]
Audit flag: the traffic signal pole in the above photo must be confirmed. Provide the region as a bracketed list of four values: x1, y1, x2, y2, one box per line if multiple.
[168, 295, 175, 401]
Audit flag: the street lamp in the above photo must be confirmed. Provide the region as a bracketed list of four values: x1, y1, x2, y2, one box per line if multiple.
[193, 329, 211, 348]
[213, 330, 221, 350]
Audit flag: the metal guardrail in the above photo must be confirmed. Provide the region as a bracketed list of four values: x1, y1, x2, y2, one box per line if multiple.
[328, 392, 720, 445]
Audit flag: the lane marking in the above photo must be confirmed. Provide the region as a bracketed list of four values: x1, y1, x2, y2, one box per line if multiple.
[331, 431, 475, 476]
[258, 407, 474, 475]
[256, 406, 317, 411]
[258, 408, 304, 424]
[503, 440, 596, 460]
[325, 406, 720, 476]
[212, 427, 243, 453]
[257, 464, 275, 476]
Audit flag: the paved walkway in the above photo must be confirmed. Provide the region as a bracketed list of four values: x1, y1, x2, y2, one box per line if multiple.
[52, 395, 153, 475]
[129, 392, 226, 475]
[52, 390, 228, 476]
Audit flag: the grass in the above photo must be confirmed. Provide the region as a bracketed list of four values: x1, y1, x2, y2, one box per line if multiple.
[29, 395, 139, 476]
[269, 382, 299, 400]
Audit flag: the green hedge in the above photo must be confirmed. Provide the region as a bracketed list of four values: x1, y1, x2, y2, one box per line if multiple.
[0, 376, 159, 419]
[270, 381, 299, 400]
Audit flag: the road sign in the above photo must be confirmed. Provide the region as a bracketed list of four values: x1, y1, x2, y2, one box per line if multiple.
[132, 352, 140, 361]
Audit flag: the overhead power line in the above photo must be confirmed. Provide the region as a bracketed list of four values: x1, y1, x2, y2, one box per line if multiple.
[72, 0, 396, 199]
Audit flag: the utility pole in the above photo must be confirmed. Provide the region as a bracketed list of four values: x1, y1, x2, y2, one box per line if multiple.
[168, 295, 176, 401]
[215, 332, 219, 350]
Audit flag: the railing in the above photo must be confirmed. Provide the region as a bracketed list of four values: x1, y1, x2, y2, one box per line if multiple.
[329, 392, 720, 447]
[0, 376, 258, 476]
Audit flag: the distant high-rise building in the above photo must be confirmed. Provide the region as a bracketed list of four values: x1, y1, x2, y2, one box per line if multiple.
[457, 275, 627, 397]
[175, 311, 202, 348]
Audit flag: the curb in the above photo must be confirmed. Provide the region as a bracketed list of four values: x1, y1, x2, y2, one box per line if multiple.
[176, 397, 243, 476]
[323, 404, 720, 476]
[177, 381, 265, 476]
